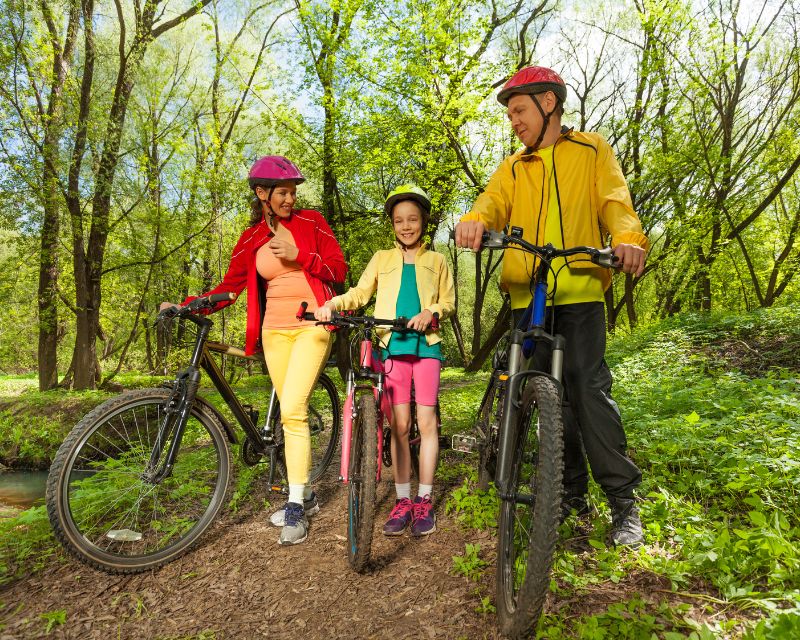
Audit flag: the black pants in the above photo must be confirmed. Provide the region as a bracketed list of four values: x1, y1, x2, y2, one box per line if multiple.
[512, 303, 641, 499]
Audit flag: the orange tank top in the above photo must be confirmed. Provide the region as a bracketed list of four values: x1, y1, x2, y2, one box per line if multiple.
[255, 224, 318, 329]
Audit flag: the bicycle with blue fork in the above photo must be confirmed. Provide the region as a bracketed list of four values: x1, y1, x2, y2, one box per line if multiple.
[453, 227, 617, 638]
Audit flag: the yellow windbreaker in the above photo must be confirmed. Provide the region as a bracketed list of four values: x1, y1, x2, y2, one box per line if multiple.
[328, 243, 455, 347]
[461, 130, 649, 292]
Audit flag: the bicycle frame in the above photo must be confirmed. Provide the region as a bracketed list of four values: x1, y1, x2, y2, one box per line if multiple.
[150, 311, 284, 486]
[340, 331, 390, 483]
[481, 229, 615, 499]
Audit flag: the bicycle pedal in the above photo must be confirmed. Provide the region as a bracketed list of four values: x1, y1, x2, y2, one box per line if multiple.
[270, 485, 288, 495]
[451, 434, 477, 453]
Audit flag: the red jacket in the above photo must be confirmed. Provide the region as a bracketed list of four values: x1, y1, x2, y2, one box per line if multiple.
[185, 209, 347, 355]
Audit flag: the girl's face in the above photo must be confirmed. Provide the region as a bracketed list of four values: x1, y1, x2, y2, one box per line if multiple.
[392, 200, 424, 248]
[258, 181, 297, 218]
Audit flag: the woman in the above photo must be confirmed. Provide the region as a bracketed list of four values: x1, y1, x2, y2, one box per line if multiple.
[167, 156, 347, 545]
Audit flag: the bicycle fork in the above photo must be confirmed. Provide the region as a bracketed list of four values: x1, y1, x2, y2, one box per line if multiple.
[145, 369, 201, 483]
[494, 328, 565, 499]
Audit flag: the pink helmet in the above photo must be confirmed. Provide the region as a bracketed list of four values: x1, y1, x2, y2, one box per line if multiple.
[248, 155, 305, 188]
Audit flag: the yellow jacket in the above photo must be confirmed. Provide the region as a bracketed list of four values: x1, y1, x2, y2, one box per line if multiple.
[329, 243, 455, 346]
[461, 130, 649, 291]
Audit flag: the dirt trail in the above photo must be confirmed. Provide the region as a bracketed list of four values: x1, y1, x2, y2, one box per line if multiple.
[1, 471, 502, 640]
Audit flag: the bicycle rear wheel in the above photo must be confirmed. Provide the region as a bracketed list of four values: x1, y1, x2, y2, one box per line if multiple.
[496, 376, 563, 638]
[268, 372, 340, 483]
[347, 395, 377, 573]
[46, 388, 231, 574]
[477, 375, 505, 491]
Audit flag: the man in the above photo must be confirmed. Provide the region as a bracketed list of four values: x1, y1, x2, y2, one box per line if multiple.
[455, 66, 647, 546]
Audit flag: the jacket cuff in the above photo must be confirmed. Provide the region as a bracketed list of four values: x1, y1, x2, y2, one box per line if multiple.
[460, 211, 483, 223]
[426, 304, 445, 320]
[611, 231, 649, 252]
[328, 295, 343, 311]
[295, 247, 312, 269]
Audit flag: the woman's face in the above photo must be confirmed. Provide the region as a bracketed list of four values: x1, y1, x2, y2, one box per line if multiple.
[259, 181, 297, 218]
[392, 200, 424, 248]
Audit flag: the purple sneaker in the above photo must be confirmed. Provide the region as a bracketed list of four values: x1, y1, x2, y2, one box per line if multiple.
[410, 495, 436, 536]
[383, 497, 414, 536]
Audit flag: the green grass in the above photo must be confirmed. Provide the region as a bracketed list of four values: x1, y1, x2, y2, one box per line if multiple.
[1, 306, 799, 637]
[444, 306, 800, 637]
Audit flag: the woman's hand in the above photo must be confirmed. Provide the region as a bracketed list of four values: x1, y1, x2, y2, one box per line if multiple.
[159, 301, 179, 312]
[270, 238, 299, 261]
[315, 303, 334, 322]
[407, 309, 433, 332]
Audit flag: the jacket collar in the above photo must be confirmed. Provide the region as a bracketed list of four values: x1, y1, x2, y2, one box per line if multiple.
[519, 125, 575, 159]
[393, 240, 429, 259]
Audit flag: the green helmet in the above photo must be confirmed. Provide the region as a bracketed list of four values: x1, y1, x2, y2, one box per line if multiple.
[384, 184, 431, 218]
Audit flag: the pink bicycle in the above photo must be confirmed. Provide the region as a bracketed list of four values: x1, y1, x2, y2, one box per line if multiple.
[298, 303, 438, 572]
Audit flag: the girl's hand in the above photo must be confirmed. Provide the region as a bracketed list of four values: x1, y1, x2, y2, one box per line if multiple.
[315, 303, 334, 322]
[407, 309, 433, 332]
[270, 238, 299, 261]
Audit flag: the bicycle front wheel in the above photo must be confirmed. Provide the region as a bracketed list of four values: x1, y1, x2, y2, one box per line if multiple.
[347, 395, 377, 573]
[496, 376, 564, 638]
[46, 388, 231, 573]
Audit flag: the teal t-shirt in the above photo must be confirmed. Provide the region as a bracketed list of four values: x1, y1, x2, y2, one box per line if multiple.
[381, 264, 443, 361]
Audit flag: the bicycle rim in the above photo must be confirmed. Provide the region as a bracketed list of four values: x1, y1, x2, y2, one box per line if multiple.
[496, 377, 563, 638]
[347, 395, 376, 572]
[477, 377, 503, 490]
[47, 388, 230, 573]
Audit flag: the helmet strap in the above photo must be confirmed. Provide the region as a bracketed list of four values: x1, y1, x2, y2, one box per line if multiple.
[530, 94, 558, 151]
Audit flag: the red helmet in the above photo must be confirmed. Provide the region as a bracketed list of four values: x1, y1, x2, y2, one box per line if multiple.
[497, 66, 567, 107]
[248, 155, 305, 188]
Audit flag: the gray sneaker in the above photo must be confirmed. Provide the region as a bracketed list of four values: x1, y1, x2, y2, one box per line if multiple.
[269, 493, 320, 527]
[278, 502, 308, 546]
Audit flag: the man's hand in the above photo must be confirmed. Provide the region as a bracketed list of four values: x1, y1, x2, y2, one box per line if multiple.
[314, 303, 334, 322]
[455, 220, 486, 252]
[612, 243, 646, 277]
[407, 309, 433, 332]
[270, 238, 299, 261]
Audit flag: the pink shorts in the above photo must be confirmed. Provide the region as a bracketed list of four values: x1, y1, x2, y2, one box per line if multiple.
[383, 355, 441, 406]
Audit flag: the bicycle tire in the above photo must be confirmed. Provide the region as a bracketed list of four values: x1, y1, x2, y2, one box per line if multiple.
[496, 376, 564, 638]
[46, 388, 231, 574]
[347, 395, 377, 573]
[477, 376, 504, 491]
[268, 372, 341, 483]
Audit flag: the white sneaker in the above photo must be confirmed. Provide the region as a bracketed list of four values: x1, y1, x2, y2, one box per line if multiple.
[269, 493, 320, 527]
[278, 503, 309, 545]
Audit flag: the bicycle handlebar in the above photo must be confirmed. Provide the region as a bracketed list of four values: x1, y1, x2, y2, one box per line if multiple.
[157, 292, 237, 322]
[296, 302, 439, 332]
[451, 228, 619, 269]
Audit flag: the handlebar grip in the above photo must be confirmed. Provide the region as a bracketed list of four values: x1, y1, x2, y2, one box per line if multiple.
[592, 250, 619, 269]
[296, 301, 309, 320]
[208, 292, 237, 304]
[430, 312, 440, 331]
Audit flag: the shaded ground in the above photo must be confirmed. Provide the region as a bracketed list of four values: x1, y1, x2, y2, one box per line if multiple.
[0, 465, 506, 640]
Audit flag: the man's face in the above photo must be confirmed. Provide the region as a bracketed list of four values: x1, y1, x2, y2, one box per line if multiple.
[506, 93, 547, 148]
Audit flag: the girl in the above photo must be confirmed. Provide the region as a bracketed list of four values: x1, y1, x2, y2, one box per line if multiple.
[315, 185, 454, 536]
[165, 156, 347, 545]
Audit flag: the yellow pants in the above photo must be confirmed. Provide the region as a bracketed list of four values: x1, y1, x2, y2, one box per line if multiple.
[261, 326, 332, 485]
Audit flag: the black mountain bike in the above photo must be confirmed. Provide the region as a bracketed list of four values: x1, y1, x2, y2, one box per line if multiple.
[454, 228, 617, 638]
[46, 294, 340, 573]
